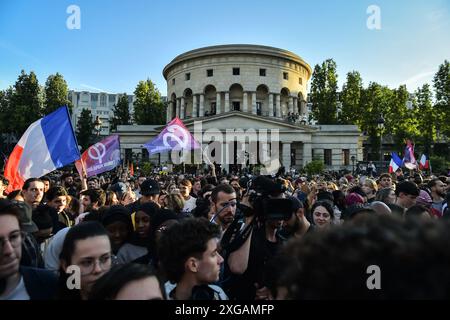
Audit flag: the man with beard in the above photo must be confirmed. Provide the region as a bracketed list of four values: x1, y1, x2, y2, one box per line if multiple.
[280, 196, 314, 240]
[429, 178, 446, 215]
[210, 184, 237, 234]
[61, 173, 77, 197]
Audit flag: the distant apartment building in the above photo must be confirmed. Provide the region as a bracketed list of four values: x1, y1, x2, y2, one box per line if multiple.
[68, 90, 136, 135]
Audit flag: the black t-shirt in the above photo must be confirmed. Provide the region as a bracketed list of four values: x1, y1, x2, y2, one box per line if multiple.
[221, 225, 285, 300]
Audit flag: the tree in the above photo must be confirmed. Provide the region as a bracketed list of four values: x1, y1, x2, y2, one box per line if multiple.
[304, 160, 325, 176]
[310, 59, 338, 124]
[110, 94, 131, 131]
[386, 85, 417, 149]
[414, 84, 436, 155]
[340, 71, 363, 125]
[9, 70, 43, 135]
[76, 108, 94, 151]
[133, 79, 166, 125]
[359, 82, 392, 159]
[433, 60, 450, 138]
[44, 73, 71, 115]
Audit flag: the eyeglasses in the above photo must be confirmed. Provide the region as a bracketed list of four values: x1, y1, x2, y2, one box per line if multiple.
[77, 253, 114, 276]
[0, 231, 25, 253]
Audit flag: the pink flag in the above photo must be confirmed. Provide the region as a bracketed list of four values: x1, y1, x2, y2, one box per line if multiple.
[144, 117, 200, 155]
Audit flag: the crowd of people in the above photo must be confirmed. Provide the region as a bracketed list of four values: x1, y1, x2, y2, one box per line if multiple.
[1, 164, 450, 300]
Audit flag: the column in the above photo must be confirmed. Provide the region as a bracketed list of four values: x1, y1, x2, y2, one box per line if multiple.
[167, 101, 172, 122]
[251, 92, 257, 115]
[275, 94, 281, 118]
[269, 94, 274, 117]
[193, 95, 198, 118]
[288, 97, 294, 114]
[243, 92, 248, 112]
[293, 97, 298, 114]
[216, 92, 221, 115]
[199, 94, 205, 117]
[180, 97, 185, 119]
[303, 142, 312, 166]
[282, 142, 292, 169]
[176, 99, 180, 118]
[224, 92, 230, 113]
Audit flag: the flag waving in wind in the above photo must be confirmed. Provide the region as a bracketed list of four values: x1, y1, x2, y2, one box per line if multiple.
[403, 139, 417, 170]
[419, 154, 430, 170]
[144, 117, 200, 155]
[389, 152, 403, 173]
[4, 106, 80, 192]
[75, 135, 121, 178]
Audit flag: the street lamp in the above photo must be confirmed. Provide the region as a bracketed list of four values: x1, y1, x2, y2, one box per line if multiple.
[94, 116, 102, 137]
[377, 115, 385, 171]
[351, 155, 356, 175]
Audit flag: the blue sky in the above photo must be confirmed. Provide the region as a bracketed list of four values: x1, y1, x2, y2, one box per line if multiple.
[0, 0, 449, 95]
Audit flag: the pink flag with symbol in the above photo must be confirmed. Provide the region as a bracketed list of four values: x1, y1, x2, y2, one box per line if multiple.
[144, 117, 200, 155]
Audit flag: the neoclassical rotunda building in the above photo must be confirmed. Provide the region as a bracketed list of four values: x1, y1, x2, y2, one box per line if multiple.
[118, 44, 363, 171]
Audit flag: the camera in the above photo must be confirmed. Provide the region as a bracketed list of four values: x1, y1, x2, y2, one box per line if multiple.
[241, 176, 289, 219]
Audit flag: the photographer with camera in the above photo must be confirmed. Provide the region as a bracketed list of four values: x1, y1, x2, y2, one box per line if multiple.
[220, 176, 291, 300]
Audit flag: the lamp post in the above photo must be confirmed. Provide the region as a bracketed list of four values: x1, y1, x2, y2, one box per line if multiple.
[93, 116, 102, 137]
[351, 155, 356, 175]
[377, 115, 385, 172]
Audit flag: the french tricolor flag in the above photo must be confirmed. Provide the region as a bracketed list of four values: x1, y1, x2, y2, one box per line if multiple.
[4, 106, 80, 192]
[419, 154, 430, 170]
[389, 152, 403, 173]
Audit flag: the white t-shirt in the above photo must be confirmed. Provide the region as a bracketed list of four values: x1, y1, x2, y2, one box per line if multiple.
[182, 196, 197, 213]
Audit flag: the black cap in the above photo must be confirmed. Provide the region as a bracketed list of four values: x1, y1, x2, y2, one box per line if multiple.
[141, 179, 160, 196]
[287, 196, 303, 212]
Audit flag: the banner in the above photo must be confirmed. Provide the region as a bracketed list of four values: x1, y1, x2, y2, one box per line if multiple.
[76, 135, 121, 178]
[144, 117, 200, 155]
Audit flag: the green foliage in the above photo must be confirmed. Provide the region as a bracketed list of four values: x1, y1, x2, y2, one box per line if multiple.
[140, 162, 153, 176]
[433, 60, 450, 138]
[429, 156, 450, 175]
[44, 73, 71, 115]
[310, 59, 338, 124]
[10, 70, 43, 135]
[304, 160, 325, 175]
[414, 84, 436, 155]
[340, 71, 363, 125]
[133, 79, 166, 125]
[110, 94, 131, 131]
[76, 109, 94, 151]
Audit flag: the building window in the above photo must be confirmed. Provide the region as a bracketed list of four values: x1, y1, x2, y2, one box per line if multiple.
[233, 68, 240, 75]
[299, 77, 303, 85]
[324, 149, 332, 166]
[100, 94, 106, 107]
[207, 69, 213, 77]
[256, 102, 262, 116]
[172, 78, 175, 85]
[232, 101, 240, 111]
[283, 72, 289, 80]
[109, 95, 116, 103]
[185, 73, 191, 81]
[343, 149, 350, 166]
[260, 68, 266, 76]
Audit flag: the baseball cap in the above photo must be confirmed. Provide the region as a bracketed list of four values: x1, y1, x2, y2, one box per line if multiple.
[287, 196, 303, 212]
[110, 182, 127, 200]
[141, 179, 160, 196]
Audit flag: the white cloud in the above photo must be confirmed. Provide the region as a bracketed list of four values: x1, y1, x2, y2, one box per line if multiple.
[400, 70, 436, 91]
[79, 84, 110, 93]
